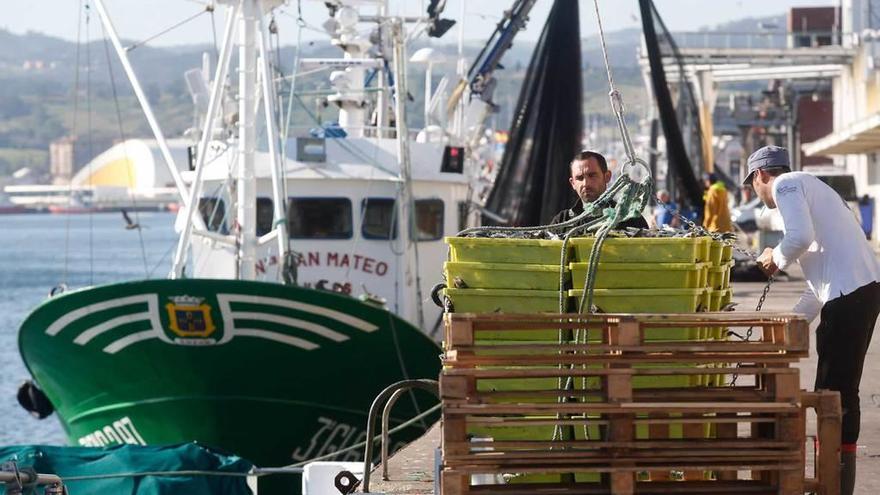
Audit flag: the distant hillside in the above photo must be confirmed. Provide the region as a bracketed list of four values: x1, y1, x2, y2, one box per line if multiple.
[0, 11, 787, 180]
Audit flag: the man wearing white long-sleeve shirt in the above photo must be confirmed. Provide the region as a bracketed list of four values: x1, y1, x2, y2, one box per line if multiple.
[747, 145, 880, 495]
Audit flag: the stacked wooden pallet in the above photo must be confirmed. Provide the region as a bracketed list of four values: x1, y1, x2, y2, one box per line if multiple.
[439, 312, 842, 495]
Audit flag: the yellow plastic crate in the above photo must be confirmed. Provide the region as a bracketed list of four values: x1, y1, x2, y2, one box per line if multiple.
[444, 261, 565, 290]
[568, 288, 708, 342]
[467, 423, 604, 482]
[477, 374, 567, 404]
[706, 289, 734, 340]
[445, 237, 565, 264]
[721, 288, 733, 308]
[569, 262, 710, 289]
[468, 422, 563, 442]
[443, 288, 565, 314]
[476, 364, 697, 397]
[708, 260, 735, 290]
[569, 237, 711, 263]
[568, 288, 709, 313]
[721, 244, 733, 262]
[708, 289, 725, 311]
[708, 239, 725, 265]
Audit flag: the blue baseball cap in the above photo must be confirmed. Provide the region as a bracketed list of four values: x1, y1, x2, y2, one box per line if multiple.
[743, 145, 791, 185]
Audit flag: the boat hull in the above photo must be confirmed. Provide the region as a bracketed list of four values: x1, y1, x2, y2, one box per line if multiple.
[19, 279, 441, 491]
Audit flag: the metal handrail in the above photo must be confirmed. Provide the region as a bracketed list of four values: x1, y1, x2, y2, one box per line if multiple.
[0, 472, 63, 484]
[663, 30, 852, 50]
[381, 388, 409, 481]
[360, 379, 439, 493]
[1, 462, 66, 495]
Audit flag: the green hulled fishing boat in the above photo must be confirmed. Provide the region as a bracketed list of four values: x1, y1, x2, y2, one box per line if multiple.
[15, 0, 476, 492]
[20, 279, 439, 466]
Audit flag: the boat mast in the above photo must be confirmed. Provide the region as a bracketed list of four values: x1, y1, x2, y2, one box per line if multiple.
[92, 0, 195, 214]
[375, 0, 390, 137]
[237, 0, 259, 280]
[390, 18, 425, 330]
[257, 8, 291, 277]
[171, 3, 240, 279]
[234, 0, 287, 280]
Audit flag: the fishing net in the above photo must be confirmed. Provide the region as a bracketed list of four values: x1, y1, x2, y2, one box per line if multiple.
[639, 0, 705, 209]
[482, 0, 584, 227]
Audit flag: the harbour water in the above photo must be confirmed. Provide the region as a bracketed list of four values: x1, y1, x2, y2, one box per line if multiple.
[0, 211, 177, 445]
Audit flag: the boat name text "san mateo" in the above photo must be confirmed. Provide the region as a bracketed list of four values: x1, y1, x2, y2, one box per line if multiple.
[294, 251, 389, 276]
[77, 416, 146, 447]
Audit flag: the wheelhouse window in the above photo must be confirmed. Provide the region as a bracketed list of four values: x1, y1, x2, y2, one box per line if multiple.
[414, 198, 444, 241]
[256, 197, 274, 236]
[362, 198, 397, 240]
[288, 198, 352, 239]
[198, 198, 227, 233]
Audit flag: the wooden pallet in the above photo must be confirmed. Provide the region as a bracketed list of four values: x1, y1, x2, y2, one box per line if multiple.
[444, 312, 809, 359]
[439, 313, 840, 495]
[441, 392, 839, 495]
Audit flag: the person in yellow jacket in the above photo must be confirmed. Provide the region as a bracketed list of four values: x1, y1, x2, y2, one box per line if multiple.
[702, 172, 732, 232]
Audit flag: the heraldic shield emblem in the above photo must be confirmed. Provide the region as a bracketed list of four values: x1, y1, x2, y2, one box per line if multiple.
[165, 295, 217, 341]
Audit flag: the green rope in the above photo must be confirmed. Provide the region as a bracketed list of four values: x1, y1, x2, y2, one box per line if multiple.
[556, 216, 605, 312]
[549, 172, 653, 443]
[548, 173, 652, 443]
[458, 174, 630, 239]
[576, 176, 652, 318]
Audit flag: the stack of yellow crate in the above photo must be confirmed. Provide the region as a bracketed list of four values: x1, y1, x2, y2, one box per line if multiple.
[443, 236, 736, 321]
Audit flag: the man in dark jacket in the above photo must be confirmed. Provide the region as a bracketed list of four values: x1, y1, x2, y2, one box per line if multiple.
[550, 150, 649, 230]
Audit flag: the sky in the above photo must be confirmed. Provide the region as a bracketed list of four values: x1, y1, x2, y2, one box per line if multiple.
[6, 0, 839, 48]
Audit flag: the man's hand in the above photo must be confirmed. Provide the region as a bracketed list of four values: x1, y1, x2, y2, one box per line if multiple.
[756, 247, 778, 277]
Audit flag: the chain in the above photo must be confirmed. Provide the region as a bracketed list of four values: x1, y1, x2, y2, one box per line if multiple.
[655, 192, 699, 231]
[728, 276, 773, 386]
[654, 192, 775, 307]
[654, 191, 767, 261]
[727, 276, 773, 341]
[653, 193, 751, 252]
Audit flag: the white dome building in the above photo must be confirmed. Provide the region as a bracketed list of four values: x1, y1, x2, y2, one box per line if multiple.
[5, 139, 190, 211]
[71, 138, 190, 193]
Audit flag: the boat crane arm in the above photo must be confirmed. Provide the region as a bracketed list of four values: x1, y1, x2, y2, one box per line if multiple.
[444, 0, 538, 146]
[437, 0, 539, 218]
[464, 0, 539, 107]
